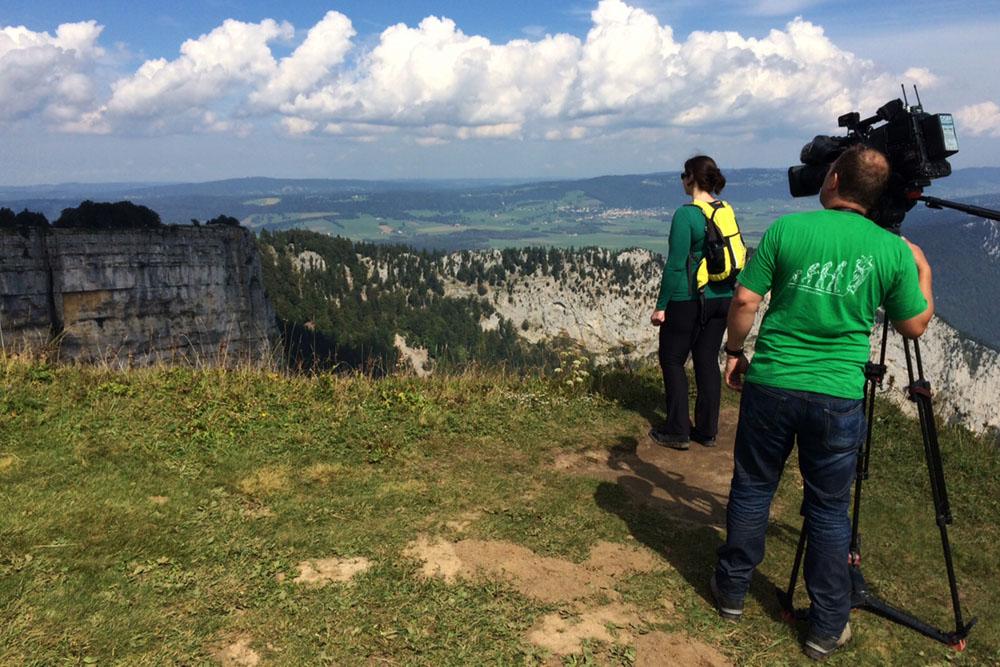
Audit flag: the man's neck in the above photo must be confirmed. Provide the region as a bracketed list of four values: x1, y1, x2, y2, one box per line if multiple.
[823, 197, 866, 215]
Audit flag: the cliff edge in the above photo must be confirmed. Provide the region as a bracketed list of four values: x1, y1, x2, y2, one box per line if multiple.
[0, 225, 276, 365]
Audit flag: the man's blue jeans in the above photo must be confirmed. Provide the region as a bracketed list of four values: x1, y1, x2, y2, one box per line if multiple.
[715, 381, 865, 639]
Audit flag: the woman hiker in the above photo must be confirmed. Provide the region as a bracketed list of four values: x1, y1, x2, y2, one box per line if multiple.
[649, 155, 736, 450]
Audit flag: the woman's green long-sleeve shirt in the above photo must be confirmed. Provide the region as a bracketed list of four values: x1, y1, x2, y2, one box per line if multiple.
[655, 204, 735, 309]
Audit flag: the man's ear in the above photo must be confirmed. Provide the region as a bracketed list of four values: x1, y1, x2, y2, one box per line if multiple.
[825, 169, 839, 192]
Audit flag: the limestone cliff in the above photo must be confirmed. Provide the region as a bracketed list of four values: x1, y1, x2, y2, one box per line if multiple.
[437, 248, 999, 436]
[0, 225, 276, 365]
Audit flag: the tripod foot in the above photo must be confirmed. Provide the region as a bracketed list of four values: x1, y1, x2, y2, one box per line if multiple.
[780, 609, 797, 626]
[949, 639, 967, 652]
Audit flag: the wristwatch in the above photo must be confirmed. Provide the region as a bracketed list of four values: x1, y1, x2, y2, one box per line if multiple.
[724, 345, 744, 357]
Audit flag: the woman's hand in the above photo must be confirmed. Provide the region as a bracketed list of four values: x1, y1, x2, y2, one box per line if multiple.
[650, 310, 666, 326]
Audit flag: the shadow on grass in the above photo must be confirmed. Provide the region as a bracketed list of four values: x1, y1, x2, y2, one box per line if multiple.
[593, 435, 801, 626]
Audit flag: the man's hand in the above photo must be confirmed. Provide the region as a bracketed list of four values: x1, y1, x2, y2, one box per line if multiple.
[650, 309, 666, 326]
[724, 353, 750, 391]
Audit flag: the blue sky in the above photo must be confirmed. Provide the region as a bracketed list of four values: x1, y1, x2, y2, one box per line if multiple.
[1, 0, 999, 185]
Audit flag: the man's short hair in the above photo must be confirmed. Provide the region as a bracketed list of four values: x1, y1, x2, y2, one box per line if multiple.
[831, 145, 890, 212]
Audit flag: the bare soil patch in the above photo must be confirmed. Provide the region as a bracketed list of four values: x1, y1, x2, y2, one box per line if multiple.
[528, 603, 644, 654]
[291, 556, 373, 587]
[212, 635, 260, 666]
[553, 405, 739, 527]
[405, 536, 674, 655]
[635, 631, 732, 667]
[405, 537, 661, 603]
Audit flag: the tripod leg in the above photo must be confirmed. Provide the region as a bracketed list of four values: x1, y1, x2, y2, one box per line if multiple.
[778, 517, 808, 623]
[852, 319, 888, 562]
[903, 337, 974, 637]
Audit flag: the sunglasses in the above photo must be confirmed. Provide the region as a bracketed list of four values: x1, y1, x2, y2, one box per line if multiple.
[680, 172, 689, 180]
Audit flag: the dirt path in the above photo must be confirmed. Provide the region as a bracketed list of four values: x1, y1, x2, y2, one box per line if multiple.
[218, 407, 741, 665]
[555, 404, 739, 528]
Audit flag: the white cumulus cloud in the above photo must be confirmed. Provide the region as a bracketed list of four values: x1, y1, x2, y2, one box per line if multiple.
[251, 11, 355, 109]
[0, 21, 104, 125]
[104, 18, 292, 123]
[275, 0, 928, 140]
[282, 116, 318, 135]
[955, 101, 1000, 138]
[2, 1, 950, 145]
[280, 14, 581, 132]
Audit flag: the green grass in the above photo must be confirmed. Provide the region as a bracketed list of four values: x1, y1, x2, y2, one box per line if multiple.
[0, 359, 997, 665]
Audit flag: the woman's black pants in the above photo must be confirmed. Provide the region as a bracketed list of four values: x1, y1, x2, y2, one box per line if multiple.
[657, 297, 731, 440]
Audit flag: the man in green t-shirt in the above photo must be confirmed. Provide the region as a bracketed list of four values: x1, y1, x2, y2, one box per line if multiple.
[709, 146, 934, 661]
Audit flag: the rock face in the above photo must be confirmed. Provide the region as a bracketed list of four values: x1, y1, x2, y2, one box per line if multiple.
[443, 248, 662, 363]
[0, 225, 276, 365]
[876, 316, 1000, 434]
[440, 247, 999, 437]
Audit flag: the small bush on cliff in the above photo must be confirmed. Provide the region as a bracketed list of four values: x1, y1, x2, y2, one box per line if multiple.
[54, 200, 161, 229]
[205, 214, 241, 227]
[0, 207, 49, 229]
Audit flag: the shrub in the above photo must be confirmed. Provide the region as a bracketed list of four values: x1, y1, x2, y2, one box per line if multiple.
[54, 200, 161, 229]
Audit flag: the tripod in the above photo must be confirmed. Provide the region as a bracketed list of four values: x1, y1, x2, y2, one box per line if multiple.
[776, 317, 976, 649]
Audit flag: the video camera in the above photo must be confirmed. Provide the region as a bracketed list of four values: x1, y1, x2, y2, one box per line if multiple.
[787, 91, 960, 231]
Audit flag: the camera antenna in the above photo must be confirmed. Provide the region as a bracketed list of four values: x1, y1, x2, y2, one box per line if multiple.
[901, 84, 910, 107]
[914, 84, 924, 109]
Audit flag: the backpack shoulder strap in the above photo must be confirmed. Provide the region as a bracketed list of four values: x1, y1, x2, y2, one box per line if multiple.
[687, 199, 726, 223]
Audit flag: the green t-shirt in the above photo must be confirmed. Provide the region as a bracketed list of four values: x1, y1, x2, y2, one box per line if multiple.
[739, 209, 927, 399]
[655, 204, 735, 308]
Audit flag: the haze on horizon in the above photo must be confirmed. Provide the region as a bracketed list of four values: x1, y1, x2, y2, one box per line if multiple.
[2, 0, 999, 187]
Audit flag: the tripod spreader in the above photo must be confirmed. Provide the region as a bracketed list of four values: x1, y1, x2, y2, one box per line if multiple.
[849, 566, 976, 648]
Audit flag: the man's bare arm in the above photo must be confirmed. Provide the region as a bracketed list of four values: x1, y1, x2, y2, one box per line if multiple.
[724, 285, 765, 391]
[726, 285, 765, 350]
[893, 240, 934, 338]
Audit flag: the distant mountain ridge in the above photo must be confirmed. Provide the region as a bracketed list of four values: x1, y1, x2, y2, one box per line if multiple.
[0, 176, 534, 200]
[3, 167, 999, 205]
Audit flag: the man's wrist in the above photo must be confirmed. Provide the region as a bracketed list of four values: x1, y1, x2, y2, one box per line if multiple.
[724, 345, 744, 357]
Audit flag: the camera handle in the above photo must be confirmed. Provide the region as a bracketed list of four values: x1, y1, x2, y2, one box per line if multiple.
[776, 317, 977, 649]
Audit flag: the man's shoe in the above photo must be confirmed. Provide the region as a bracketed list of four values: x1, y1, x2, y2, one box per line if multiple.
[804, 622, 852, 661]
[649, 427, 689, 450]
[710, 573, 743, 620]
[691, 433, 717, 447]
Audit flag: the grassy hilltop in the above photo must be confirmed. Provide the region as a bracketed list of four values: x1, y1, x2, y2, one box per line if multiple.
[1, 359, 998, 665]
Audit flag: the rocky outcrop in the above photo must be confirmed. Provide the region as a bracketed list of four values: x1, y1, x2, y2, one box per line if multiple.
[0, 225, 276, 365]
[443, 248, 662, 363]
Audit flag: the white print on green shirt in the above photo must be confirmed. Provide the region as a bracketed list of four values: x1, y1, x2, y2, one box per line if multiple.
[788, 255, 874, 296]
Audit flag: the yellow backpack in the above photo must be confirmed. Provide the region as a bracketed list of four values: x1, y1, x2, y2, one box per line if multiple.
[687, 199, 747, 291]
